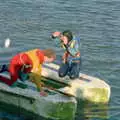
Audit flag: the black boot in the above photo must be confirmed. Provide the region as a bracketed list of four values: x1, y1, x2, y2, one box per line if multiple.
[0, 64, 8, 73]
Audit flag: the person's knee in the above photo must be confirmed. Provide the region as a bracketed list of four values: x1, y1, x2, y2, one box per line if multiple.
[58, 72, 66, 77]
[58, 63, 69, 77]
[69, 70, 79, 79]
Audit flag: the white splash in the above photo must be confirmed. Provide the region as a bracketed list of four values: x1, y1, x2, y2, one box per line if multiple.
[4, 38, 11, 48]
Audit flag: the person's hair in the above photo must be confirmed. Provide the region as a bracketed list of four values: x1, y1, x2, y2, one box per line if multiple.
[43, 49, 56, 58]
[62, 30, 73, 42]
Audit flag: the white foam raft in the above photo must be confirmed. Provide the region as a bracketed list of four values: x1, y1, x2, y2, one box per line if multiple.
[42, 63, 111, 103]
[0, 63, 111, 120]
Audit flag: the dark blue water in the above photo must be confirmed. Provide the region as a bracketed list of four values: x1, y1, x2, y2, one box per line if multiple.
[0, 0, 120, 120]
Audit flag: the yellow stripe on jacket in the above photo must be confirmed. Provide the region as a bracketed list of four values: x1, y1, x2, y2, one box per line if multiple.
[25, 49, 43, 91]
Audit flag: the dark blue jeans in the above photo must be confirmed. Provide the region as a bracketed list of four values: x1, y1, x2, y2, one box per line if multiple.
[58, 61, 81, 79]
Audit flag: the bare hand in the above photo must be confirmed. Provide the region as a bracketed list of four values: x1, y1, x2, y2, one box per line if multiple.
[40, 90, 48, 96]
[52, 31, 61, 38]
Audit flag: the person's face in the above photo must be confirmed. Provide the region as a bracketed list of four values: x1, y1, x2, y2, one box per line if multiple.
[60, 35, 68, 45]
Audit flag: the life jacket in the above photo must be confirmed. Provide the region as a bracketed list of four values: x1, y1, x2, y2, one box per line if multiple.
[24, 49, 44, 74]
[62, 36, 80, 57]
[24, 49, 44, 90]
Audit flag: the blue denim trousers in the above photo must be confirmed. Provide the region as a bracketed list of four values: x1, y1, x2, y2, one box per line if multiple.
[58, 59, 81, 79]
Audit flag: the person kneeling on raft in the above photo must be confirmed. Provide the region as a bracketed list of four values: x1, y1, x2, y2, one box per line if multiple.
[51, 30, 81, 79]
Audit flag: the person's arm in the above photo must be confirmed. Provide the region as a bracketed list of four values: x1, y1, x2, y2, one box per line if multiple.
[51, 31, 62, 47]
[29, 64, 43, 91]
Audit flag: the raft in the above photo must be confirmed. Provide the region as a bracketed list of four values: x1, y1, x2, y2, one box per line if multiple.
[0, 62, 111, 120]
[42, 63, 111, 103]
[0, 74, 76, 120]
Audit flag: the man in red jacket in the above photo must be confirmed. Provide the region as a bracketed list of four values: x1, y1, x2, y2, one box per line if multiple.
[0, 48, 56, 92]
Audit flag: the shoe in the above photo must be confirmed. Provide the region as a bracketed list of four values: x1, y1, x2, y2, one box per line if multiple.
[0, 64, 8, 73]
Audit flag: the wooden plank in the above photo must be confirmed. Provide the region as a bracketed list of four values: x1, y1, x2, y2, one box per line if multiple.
[42, 76, 71, 87]
[43, 85, 75, 97]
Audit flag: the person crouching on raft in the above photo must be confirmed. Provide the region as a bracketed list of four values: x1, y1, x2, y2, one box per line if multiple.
[0, 49, 56, 92]
[51, 30, 81, 79]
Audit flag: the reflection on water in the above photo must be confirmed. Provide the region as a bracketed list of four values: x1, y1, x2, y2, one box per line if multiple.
[76, 100, 109, 120]
[0, 100, 109, 120]
[0, 111, 24, 120]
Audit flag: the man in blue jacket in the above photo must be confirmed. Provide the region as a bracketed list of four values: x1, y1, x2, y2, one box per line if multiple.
[52, 30, 81, 79]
